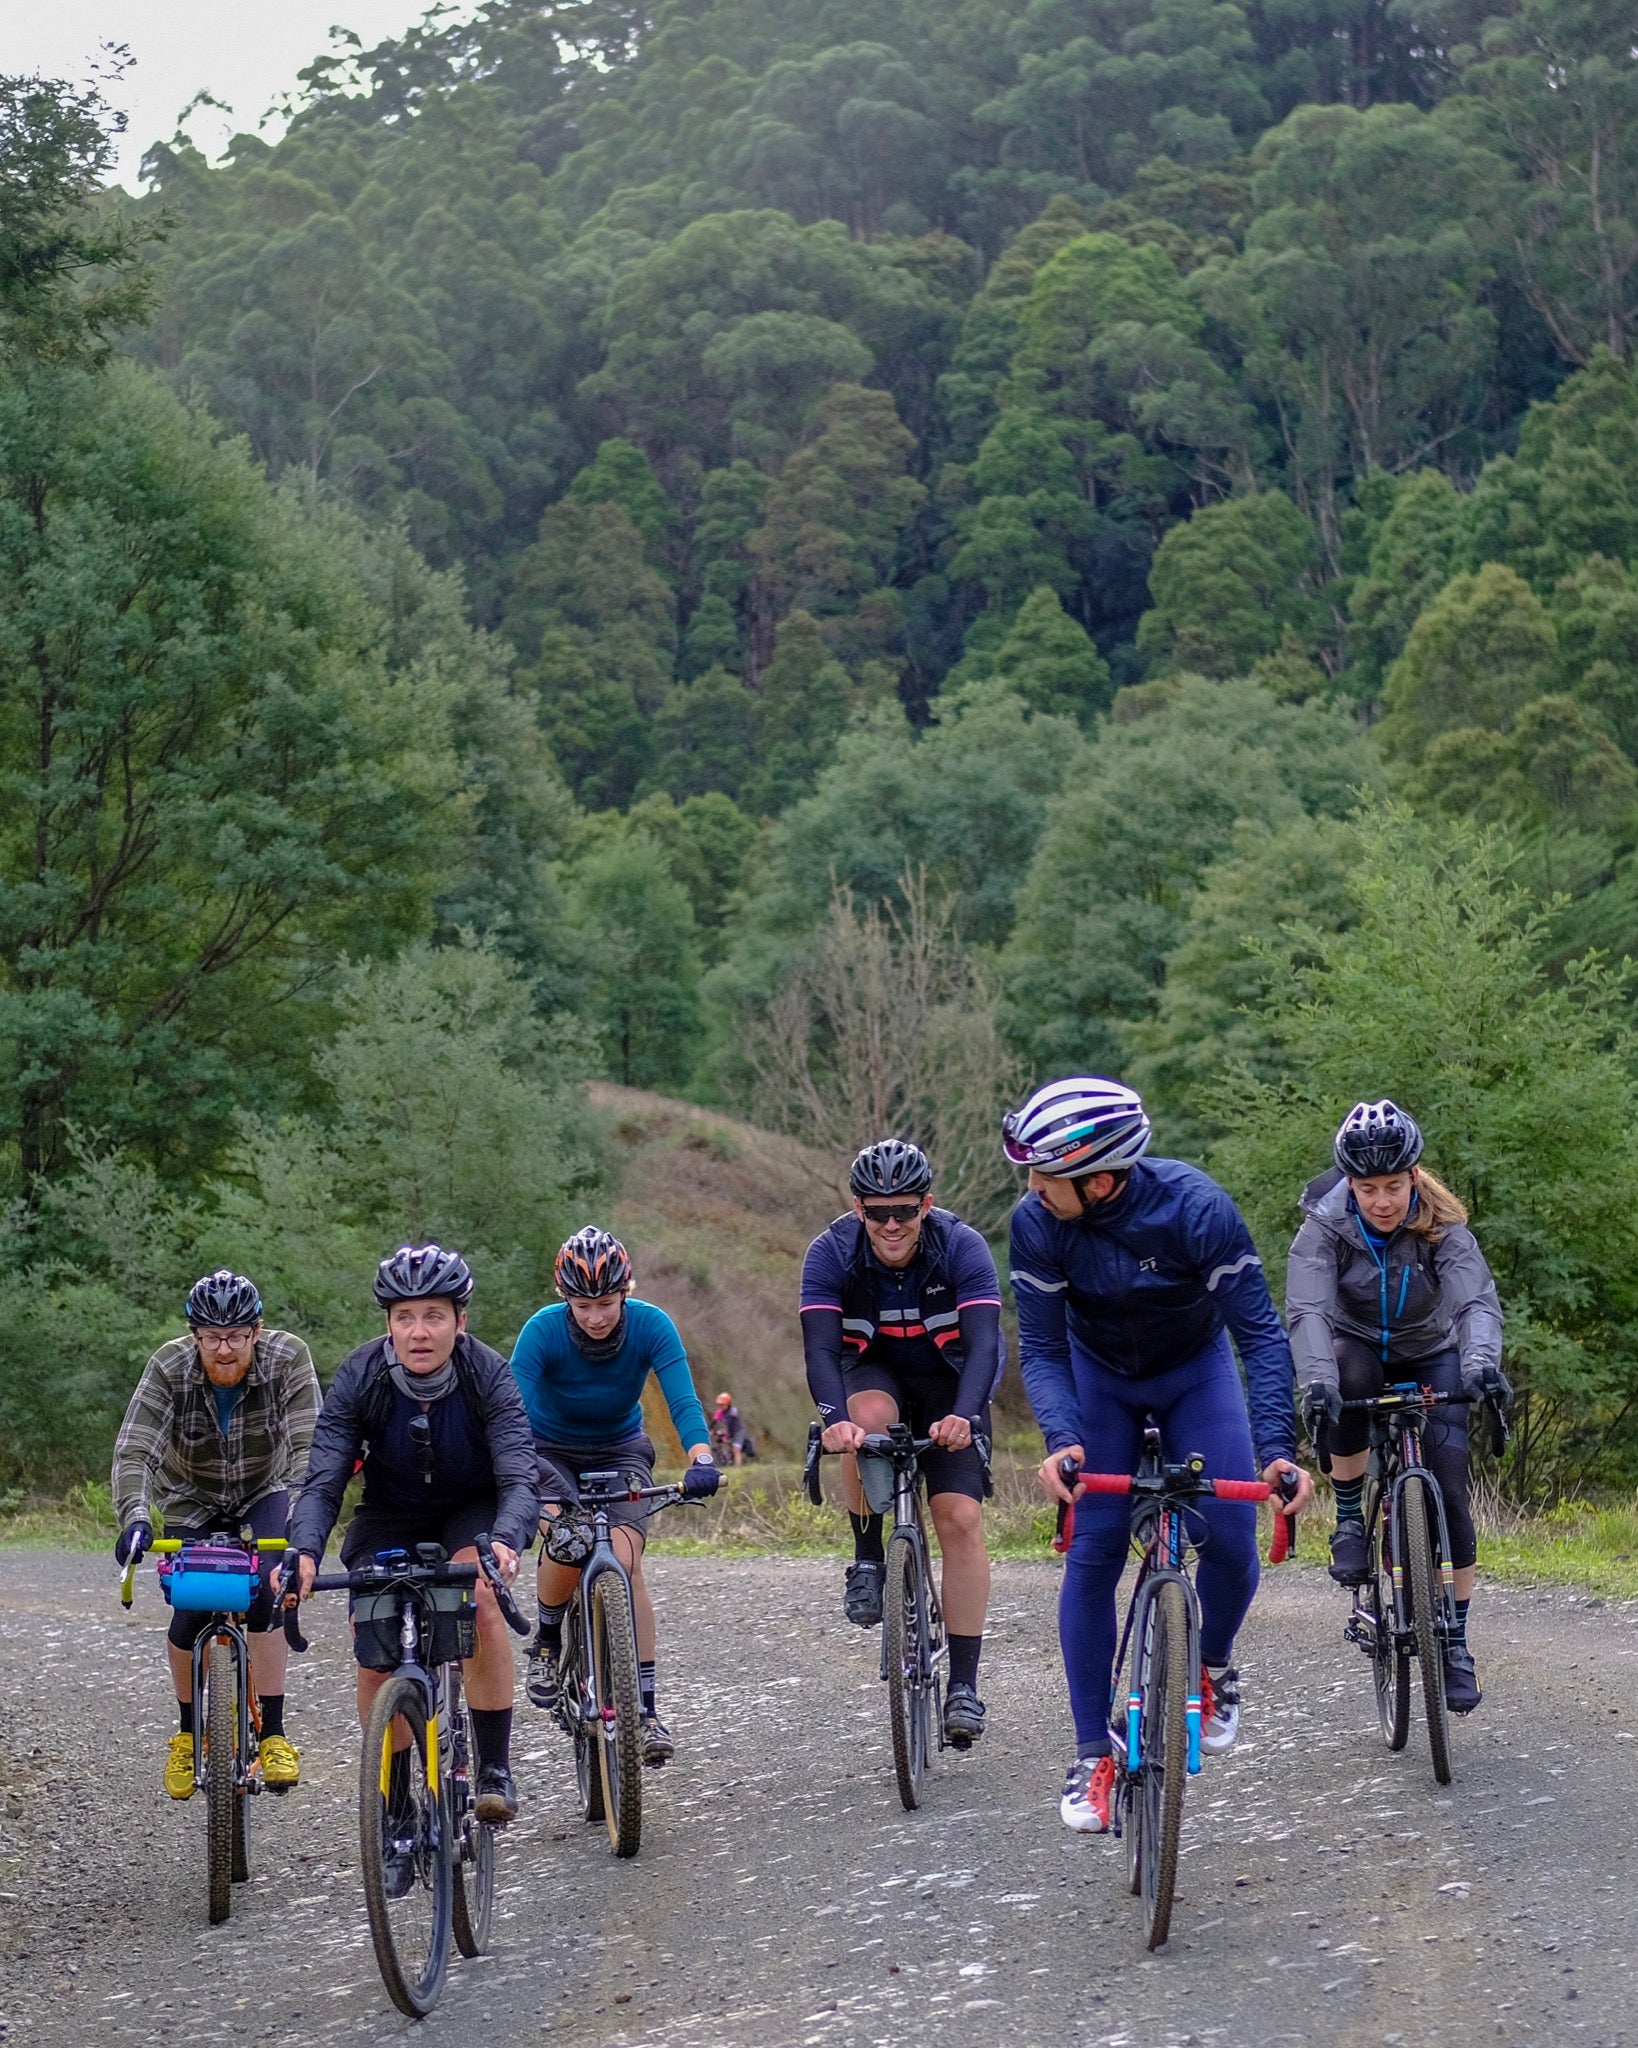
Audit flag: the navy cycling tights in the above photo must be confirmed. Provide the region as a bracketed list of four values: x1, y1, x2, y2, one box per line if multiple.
[1060, 1334, 1260, 1754]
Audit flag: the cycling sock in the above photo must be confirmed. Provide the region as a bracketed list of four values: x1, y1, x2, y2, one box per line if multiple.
[850, 1512, 885, 1564]
[948, 1634, 982, 1691]
[640, 1660, 656, 1715]
[259, 1694, 285, 1740]
[1450, 1597, 1471, 1649]
[536, 1600, 566, 1652]
[470, 1707, 513, 1774]
[1333, 1474, 1365, 1525]
[178, 1700, 194, 1736]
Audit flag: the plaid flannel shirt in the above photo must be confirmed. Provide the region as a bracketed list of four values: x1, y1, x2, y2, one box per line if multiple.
[111, 1329, 322, 1532]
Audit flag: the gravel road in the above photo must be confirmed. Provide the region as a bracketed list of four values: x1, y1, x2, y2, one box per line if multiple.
[1, 1548, 1633, 2048]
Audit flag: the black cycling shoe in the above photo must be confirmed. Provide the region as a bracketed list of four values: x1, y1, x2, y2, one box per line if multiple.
[943, 1683, 986, 1747]
[1443, 1644, 1482, 1714]
[642, 1713, 675, 1767]
[843, 1561, 884, 1627]
[475, 1765, 519, 1824]
[1328, 1519, 1369, 1584]
[381, 1817, 418, 1899]
[526, 1644, 561, 1712]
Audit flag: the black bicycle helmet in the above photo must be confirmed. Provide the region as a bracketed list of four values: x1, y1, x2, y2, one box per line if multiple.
[185, 1268, 263, 1328]
[1334, 1099, 1424, 1179]
[849, 1138, 933, 1199]
[555, 1226, 633, 1299]
[372, 1243, 475, 1308]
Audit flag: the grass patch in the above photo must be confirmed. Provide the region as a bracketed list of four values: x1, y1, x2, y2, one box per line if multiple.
[0, 1479, 119, 1552]
[1474, 1497, 1638, 1599]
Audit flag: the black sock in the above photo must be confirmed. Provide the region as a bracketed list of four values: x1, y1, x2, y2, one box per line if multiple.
[536, 1600, 566, 1653]
[640, 1660, 656, 1716]
[850, 1512, 885, 1565]
[259, 1694, 285, 1740]
[470, 1707, 512, 1775]
[1333, 1474, 1365, 1525]
[179, 1700, 194, 1736]
[948, 1634, 982, 1692]
[388, 1747, 412, 1819]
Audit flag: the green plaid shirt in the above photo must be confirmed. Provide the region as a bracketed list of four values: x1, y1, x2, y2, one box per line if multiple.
[111, 1329, 322, 1531]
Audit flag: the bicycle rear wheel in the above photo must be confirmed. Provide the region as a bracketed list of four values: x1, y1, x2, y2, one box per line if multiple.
[883, 1534, 930, 1811]
[1368, 1491, 1409, 1753]
[205, 1638, 237, 1926]
[591, 1574, 643, 1857]
[360, 1676, 451, 2017]
[1403, 1481, 1452, 1785]
[1138, 1580, 1190, 1951]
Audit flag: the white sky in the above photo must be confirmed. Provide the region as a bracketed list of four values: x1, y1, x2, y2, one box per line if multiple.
[5, 1, 476, 189]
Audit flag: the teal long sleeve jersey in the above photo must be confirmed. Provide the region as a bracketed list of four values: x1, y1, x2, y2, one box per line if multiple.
[508, 1298, 710, 1451]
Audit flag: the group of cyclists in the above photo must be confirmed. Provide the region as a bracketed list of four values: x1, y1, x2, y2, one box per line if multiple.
[113, 1074, 1507, 1841]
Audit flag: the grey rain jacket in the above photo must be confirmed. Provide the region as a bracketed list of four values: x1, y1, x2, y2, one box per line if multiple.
[1286, 1168, 1504, 1397]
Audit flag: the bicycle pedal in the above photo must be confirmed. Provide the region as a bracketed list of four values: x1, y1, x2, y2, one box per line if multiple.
[948, 1733, 972, 1753]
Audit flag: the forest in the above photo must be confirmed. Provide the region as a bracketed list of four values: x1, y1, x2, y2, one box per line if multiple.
[2, 0, 1638, 1499]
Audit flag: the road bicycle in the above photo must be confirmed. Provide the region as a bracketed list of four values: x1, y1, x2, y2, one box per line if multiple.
[804, 1419, 993, 1812]
[284, 1534, 529, 2017]
[1336, 1382, 1506, 1786]
[119, 1531, 290, 1926]
[1053, 1432, 1295, 1950]
[540, 1469, 707, 1857]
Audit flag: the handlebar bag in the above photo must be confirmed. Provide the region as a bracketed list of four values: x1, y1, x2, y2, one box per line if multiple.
[162, 1544, 258, 1613]
[353, 1582, 477, 1670]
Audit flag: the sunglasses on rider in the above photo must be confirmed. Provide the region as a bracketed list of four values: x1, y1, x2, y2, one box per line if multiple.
[860, 1201, 924, 1225]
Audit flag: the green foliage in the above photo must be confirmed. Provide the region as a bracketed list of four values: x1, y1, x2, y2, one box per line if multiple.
[563, 835, 703, 1089]
[1208, 802, 1638, 1493]
[1378, 563, 1557, 758]
[990, 587, 1113, 725]
[1138, 490, 1322, 677]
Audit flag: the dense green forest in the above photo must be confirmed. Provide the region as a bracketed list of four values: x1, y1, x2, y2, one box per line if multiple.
[3, 0, 1638, 1496]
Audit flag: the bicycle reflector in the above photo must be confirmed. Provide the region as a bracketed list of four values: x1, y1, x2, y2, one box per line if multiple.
[161, 1543, 258, 1612]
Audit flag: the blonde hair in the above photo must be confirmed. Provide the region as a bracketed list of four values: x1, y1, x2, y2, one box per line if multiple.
[1403, 1165, 1467, 1240]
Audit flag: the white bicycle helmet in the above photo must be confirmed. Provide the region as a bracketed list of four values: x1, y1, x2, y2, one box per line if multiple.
[1002, 1077, 1152, 1176]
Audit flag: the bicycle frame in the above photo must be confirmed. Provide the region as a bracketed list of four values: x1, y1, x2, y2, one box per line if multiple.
[1355, 1391, 1462, 1658]
[867, 1435, 945, 1696]
[1111, 1526, 1205, 1785]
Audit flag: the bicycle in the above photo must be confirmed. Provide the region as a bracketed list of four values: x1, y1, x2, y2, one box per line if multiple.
[119, 1531, 289, 1926]
[804, 1419, 993, 1812]
[542, 1469, 707, 1858]
[1052, 1432, 1296, 1951]
[1334, 1382, 1506, 1786]
[283, 1533, 530, 2017]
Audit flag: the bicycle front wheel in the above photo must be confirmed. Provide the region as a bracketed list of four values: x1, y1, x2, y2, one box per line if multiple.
[205, 1637, 237, 1926]
[562, 1609, 605, 1826]
[591, 1574, 643, 1857]
[449, 1703, 495, 1959]
[360, 1676, 451, 2017]
[1137, 1579, 1190, 1951]
[884, 1534, 930, 1811]
[1368, 1491, 1409, 1753]
[1403, 1482, 1452, 1785]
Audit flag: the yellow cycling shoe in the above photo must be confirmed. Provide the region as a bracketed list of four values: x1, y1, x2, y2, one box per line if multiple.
[258, 1733, 301, 1789]
[164, 1731, 196, 1800]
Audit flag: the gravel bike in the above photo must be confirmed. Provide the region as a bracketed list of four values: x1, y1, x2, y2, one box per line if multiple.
[120, 1531, 289, 1927]
[1053, 1432, 1295, 1950]
[1337, 1382, 1506, 1786]
[541, 1469, 706, 1858]
[283, 1535, 529, 2017]
[804, 1419, 994, 1812]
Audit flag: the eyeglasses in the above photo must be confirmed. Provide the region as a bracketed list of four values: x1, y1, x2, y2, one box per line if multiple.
[197, 1328, 256, 1348]
[861, 1202, 923, 1225]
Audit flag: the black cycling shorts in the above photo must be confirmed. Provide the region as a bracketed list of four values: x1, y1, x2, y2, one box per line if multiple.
[535, 1433, 656, 1535]
[841, 1363, 990, 1503]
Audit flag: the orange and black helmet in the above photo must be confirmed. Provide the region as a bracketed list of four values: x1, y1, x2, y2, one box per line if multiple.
[554, 1226, 632, 1299]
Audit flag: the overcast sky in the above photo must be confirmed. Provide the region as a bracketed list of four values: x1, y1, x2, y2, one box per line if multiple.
[6, 1, 475, 189]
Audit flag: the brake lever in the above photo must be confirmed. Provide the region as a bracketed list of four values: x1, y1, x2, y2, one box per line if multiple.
[803, 1421, 824, 1507]
[476, 1534, 531, 1636]
[278, 1555, 310, 1652]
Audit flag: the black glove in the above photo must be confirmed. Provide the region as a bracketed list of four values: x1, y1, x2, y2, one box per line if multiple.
[683, 1459, 720, 1499]
[1301, 1381, 1343, 1440]
[1468, 1364, 1514, 1415]
[115, 1520, 153, 1567]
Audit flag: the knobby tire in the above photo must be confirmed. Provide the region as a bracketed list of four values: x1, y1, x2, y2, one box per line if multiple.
[205, 1637, 236, 1926]
[591, 1574, 643, 1857]
[1368, 1486, 1409, 1752]
[360, 1675, 451, 2017]
[1140, 1580, 1190, 1951]
[884, 1534, 927, 1811]
[449, 1698, 495, 1958]
[1403, 1481, 1452, 1785]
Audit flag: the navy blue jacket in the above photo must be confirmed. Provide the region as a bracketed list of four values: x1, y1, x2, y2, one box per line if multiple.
[1009, 1158, 1297, 1468]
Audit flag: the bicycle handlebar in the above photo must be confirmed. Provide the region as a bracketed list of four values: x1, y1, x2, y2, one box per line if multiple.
[1330, 1381, 1509, 1460]
[1051, 1459, 1298, 1560]
[801, 1420, 994, 1506]
[476, 1534, 531, 1637]
[280, 1545, 524, 1654]
[119, 1535, 287, 1608]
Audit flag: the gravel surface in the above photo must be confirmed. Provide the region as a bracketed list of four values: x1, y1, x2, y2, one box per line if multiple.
[1, 1548, 1634, 2048]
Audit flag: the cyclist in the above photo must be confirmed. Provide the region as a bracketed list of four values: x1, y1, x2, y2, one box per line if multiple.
[710, 1391, 748, 1466]
[800, 1139, 1003, 1746]
[283, 1244, 536, 1825]
[1005, 1078, 1313, 1833]
[113, 1268, 319, 1799]
[509, 1227, 719, 1766]
[1288, 1098, 1509, 1713]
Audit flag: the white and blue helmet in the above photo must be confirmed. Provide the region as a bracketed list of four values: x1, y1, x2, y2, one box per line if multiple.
[1002, 1078, 1152, 1177]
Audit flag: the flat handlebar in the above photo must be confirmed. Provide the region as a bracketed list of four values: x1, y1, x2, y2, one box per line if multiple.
[119, 1535, 287, 1609]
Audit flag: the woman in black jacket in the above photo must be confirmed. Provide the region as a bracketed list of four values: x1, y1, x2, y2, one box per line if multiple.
[1287, 1101, 1510, 1714]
